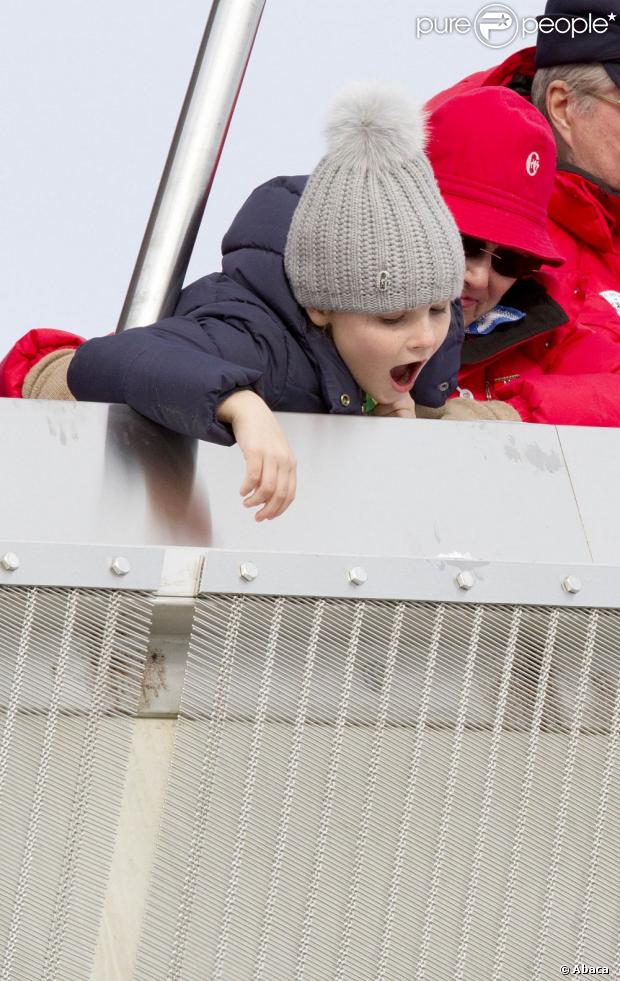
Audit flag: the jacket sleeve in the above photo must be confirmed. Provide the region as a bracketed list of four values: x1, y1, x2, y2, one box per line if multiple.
[509, 373, 620, 427]
[507, 327, 620, 426]
[67, 313, 286, 446]
[0, 328, 84, 397]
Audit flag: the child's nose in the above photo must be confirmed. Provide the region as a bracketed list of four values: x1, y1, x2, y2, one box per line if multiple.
[407, 317, 435, 353]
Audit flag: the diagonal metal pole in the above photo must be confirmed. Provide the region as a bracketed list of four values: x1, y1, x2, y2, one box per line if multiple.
[117, 0, 266, 332]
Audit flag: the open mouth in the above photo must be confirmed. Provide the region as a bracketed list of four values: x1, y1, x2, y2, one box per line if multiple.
[389, 361, 423, 393]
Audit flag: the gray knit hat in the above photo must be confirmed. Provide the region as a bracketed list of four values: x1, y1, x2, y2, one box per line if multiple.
[284, 84, 465, 314]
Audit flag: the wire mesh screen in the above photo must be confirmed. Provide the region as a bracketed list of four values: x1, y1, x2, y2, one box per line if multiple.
[136, 595, 620, 981]
[0, 585, 154, 981]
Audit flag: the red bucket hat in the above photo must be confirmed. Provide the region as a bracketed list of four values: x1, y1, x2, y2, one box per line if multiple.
[426, 86, 564, 266]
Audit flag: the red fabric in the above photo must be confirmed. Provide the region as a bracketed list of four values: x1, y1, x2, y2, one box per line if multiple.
[426, 85, 563, 264]
[426, 47, 539, 113]
[459, 322, 620, 425]
[0, 329, 84, 398]
[428, 48, 620, 426]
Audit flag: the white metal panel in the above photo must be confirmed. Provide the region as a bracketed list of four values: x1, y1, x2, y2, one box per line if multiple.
[0, 399, 213, 548]
[0, 400, 596, 566]
[557, 425, 620, 567]
[202, 412, 591, 564]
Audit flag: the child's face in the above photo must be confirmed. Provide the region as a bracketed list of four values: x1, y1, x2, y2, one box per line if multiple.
[307, 304, 451, 405]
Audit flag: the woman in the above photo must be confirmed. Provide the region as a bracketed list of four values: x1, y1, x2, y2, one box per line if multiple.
[422, 85, 620, 425]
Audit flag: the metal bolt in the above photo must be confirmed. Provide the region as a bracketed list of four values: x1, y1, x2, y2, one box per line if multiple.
[110, 556, 131, 577]
[239, 561, 259, 583]
[456, 570, 475, 591]
[1, 552, 20, 572]
[562, 575, 582, 595]
[347, 567, 368, 586]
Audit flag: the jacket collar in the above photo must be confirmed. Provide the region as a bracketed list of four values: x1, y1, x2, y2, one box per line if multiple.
[558, 162, 620, 198]
[548, 166, 620, 251]
[460, 277, 568, 366]
[302, 324, 363, 414]
[486, 46, 536, 88]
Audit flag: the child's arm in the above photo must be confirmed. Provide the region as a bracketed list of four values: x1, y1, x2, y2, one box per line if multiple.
[66, 316, 281, 446]
[216, 391, 296, 521]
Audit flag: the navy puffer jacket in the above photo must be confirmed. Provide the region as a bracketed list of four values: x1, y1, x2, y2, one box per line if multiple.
[68, 176, 464, 445]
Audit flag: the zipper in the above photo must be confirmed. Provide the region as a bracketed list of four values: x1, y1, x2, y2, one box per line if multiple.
[485, 372, 520, 400]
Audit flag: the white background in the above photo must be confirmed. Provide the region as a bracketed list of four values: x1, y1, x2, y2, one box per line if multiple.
[0, 0, 542, 350]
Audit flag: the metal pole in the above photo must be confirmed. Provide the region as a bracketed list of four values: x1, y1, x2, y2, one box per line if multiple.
[116, 0, 266, 332]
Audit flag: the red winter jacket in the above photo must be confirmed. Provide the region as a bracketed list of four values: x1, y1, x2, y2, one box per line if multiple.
[428, 48, 620, 426]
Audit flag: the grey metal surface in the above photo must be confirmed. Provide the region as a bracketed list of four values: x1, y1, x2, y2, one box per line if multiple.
[0, 542, 163, 590]
[0, 400, 213, 547]
[0, 586, 154, 980]
[134, 595, 620, 980]
[201, 549, 620, 607]
[117, 0, 266, 331]
[3, 395, 620, 977]
[0, 398, 604, 568]
[557, 425, 620, 567]
[220, 411, 585, 566]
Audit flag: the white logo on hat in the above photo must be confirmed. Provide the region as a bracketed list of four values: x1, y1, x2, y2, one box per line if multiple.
[526, 151, 540, 176]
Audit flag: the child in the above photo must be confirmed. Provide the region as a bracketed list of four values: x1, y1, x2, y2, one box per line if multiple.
[62, 85, 465, 520]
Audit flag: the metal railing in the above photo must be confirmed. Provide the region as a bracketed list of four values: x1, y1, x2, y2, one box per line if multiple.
[2, 401, 620, 978]
[116, 0, 266, 332]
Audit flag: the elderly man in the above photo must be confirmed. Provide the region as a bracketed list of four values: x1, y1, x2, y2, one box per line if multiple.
[426, 0, 620, 422]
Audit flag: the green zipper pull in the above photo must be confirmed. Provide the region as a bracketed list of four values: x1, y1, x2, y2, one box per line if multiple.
[362, 393, 377, 415]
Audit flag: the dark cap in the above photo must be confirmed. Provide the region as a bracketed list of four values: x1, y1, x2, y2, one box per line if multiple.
[606, 62, 620, 85]
[536, 0, 620, 87]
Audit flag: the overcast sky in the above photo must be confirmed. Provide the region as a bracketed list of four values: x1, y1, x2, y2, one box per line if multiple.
[0, 0, 543, 350]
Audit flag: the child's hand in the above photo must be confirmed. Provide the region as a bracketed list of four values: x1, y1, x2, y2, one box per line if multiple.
[370, 393, 416, 418]
[217, 391, 297, 521]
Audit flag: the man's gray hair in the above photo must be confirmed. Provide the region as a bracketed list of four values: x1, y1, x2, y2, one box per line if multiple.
[531, 62, 610, 121]
[531, 63, 610, 156]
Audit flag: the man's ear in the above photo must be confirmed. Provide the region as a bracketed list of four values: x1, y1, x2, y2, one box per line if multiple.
[305, 307, 330, 328]
[545, 80, 575, 151]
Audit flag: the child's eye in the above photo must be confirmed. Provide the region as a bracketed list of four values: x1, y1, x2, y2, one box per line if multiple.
[380, 315, 405, 325]
[431, 304, 449, 316]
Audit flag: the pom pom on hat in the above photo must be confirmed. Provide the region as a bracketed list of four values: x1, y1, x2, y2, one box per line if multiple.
[325, 83, 428, 172]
